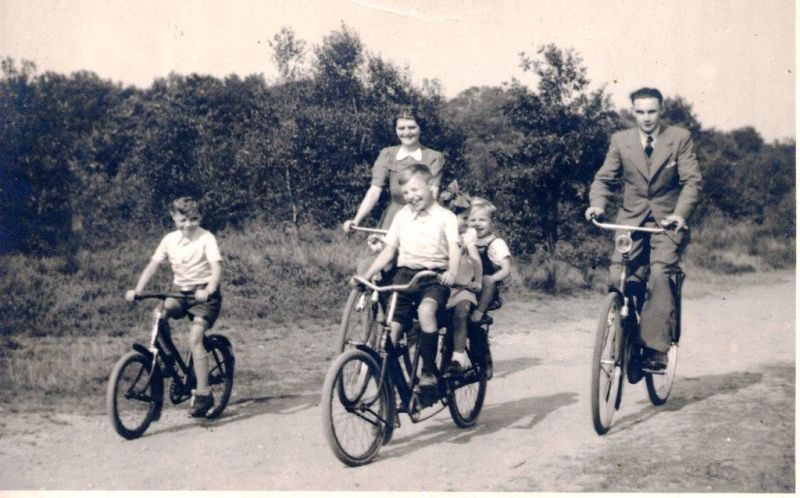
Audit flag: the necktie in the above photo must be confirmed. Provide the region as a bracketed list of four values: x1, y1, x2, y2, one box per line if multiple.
[645, 135, 654, 157]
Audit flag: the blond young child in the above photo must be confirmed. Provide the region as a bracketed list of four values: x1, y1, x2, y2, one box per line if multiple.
[125, 197, 223, 418]
[354, 163, 460, 389]
[468, 198, 512, 325]
[443, 195, 483, 377]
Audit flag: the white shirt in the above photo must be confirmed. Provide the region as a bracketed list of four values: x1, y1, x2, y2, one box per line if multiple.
[384, 202, 459, 270]
[152, 229, 222, 289]
[395, 148, 423, 161]
[639, 126, 661, 149]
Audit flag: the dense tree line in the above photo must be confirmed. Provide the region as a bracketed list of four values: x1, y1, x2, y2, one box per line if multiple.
[1, 26, 794, 265]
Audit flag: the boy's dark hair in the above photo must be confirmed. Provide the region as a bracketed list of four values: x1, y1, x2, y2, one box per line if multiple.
[630, 87, 663, 105]
[170, 196, 201, 218]
[397, 163, 433, 186]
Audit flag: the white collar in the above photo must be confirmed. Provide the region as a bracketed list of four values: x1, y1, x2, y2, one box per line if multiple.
[396, 147, 422, 161]
[639, 126, 661, 148]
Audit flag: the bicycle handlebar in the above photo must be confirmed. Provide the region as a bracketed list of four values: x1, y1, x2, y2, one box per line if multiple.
[591, 218, 666, 234]
[133, 293, 198, 301]
[352, 270, 440, 293]
[351, 225, 388, 235]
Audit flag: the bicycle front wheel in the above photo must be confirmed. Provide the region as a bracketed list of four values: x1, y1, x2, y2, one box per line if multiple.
[590, 293, 625, 435]
[645, 344, 678, 405]
[107, 351, 163, 440]
[321, 349, 392, 466]
[336, 288, 379, 352]
[205, 335, 235, 419]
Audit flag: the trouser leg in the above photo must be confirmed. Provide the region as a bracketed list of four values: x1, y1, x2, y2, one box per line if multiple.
[639, 230, 683, 353]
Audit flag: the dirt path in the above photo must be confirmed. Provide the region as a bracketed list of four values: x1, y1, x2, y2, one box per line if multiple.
[0, 273, 794, 492]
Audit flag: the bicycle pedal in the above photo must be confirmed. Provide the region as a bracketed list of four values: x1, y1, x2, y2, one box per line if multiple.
[642, 368, 666, 375]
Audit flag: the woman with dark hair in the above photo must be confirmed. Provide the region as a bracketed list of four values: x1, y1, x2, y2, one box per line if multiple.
[342, 107, 445, 231]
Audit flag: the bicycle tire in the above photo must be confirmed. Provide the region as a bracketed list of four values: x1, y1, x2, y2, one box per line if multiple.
[590, 292, 625, 435]
[321, 349, 392, 466]
[645, 344, 678, 405]
[204, 335, 235, 419]
[447, 339, 488, 428]
[336, 288, 379, 352]
[107, 351, 163, 440]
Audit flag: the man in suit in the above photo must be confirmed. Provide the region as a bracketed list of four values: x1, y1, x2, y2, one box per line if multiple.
[585, 87, 702, 370]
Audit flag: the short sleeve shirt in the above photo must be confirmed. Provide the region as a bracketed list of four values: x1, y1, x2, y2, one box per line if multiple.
[152, 229, 222, 288]
[384, 203, 459, 270]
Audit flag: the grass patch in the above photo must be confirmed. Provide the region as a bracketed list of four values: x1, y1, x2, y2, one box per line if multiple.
[0, 218, 793, 413]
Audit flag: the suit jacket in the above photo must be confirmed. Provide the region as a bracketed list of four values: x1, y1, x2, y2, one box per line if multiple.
[589, 125, 702, 232]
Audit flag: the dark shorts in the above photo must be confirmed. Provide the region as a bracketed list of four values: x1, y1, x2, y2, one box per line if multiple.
[391, 267, 450, 328]
[169, 286, 222, 328]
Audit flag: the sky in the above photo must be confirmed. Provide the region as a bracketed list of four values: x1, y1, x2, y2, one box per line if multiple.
[0, 0, 795, 140]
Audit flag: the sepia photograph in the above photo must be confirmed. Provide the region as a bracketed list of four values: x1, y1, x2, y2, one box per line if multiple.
[0, 0, 795, 493]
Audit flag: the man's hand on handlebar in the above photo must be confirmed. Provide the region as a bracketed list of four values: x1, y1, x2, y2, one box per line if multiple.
[125, 290, 138, 302]
[660, 214, 686, 232]
[584, 206, 605, 222]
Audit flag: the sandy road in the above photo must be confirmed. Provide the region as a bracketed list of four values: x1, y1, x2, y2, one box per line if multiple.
[0, 272, 794, 492]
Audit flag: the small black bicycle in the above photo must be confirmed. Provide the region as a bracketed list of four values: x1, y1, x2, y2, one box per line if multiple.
[106, 293, 235, 439]
[589, 218, 683, 435]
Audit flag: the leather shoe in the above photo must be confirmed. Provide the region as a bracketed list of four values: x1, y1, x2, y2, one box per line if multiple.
[643, 349, 668, 371]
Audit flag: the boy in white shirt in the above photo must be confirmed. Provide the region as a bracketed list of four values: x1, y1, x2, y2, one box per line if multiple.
[126, 197, 222, 418]
[354, 164, 460, 388]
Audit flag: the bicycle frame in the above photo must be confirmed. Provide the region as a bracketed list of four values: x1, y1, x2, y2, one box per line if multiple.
[135, 294, 198, 401]
[351, 271, 450, 421]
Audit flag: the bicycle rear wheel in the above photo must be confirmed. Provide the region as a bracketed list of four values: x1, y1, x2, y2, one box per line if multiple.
[336, 288, 379, 352]
[321, 349, 392, 466]
[107, 351, 163, 440]
[645, 344, 678, 405]
[590, 293, 625, 435]
[447, 338, 488, 428]
[204, 335, 235, 419]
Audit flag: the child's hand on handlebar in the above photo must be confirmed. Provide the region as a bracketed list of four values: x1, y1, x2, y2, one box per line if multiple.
[342, 220, 355, 233]
[125, 290, 138, 302]
[440, 271, 456, 287]
[194, 289, 209, 303]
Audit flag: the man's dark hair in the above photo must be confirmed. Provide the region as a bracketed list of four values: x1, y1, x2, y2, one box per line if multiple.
[629, 87, 663, 105]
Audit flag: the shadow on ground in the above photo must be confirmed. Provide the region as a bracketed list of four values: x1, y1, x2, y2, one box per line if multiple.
[144, 392, 319, 438]
[381, 391, 577, 461]
[611, 369, 764, 432]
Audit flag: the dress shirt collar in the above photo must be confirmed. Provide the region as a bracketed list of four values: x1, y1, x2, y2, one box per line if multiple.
[639, 126, 661, 148]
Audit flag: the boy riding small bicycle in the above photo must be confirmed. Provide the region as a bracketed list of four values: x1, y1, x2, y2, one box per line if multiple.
[125, 196, 223, 417]
[352, 163, 460, 389]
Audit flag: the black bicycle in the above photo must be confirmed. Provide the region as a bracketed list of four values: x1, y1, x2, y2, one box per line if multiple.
[589, 218, 683, 435]
[321, 271, 490, 466]
[107, 293, 235, 439]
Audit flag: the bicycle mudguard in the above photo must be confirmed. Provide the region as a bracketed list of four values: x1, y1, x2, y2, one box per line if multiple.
[354, 344, 382, 366]
[204, 334, 233, 352]
[132, 343, 154, 360]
